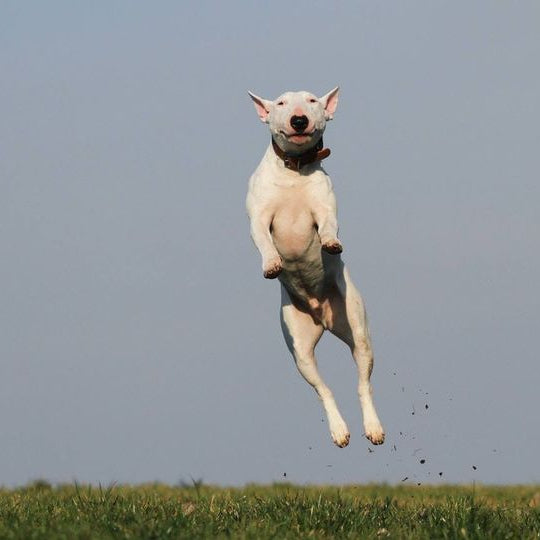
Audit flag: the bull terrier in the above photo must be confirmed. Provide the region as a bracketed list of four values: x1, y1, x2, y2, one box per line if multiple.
[246, 88, 385, 448]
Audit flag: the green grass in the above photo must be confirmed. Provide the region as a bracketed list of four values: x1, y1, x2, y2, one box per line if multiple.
[0, 482, 538, 539]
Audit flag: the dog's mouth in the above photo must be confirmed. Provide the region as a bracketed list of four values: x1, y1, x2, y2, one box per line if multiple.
[280, 130, 315, 144]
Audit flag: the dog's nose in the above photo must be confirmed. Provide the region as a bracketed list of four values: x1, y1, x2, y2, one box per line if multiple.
[290, 115, 309, 133]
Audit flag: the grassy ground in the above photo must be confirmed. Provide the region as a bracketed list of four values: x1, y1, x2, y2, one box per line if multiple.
[0, 482, 538, 539]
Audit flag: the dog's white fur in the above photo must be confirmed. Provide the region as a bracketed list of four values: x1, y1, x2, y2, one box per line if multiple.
[246, 88, 384, 448]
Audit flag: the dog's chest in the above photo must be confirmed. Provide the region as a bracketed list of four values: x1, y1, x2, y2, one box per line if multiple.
[270, 182, 321, 260]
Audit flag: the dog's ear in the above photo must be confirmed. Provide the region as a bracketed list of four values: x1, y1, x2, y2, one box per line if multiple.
[248, 92, 272, 123]
[320, 86, 340, 121]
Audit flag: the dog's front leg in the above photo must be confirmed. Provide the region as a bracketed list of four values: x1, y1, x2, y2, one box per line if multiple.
[312, 190, 343, 254]
[249, 210, 282, 279]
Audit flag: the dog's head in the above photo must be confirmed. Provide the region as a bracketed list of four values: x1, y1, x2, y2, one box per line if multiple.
[248, 88, 339, 155]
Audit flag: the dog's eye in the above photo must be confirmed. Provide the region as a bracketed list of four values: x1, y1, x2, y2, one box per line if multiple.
[309, 98, 317, 103]
[277, 101, 285, 106]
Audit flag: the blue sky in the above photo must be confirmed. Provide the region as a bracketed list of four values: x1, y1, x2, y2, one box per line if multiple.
[1, 1, 539, 486]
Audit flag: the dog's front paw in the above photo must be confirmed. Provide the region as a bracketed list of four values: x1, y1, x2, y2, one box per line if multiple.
[263, 256, 283, 279]
[322, 239, 343, 254]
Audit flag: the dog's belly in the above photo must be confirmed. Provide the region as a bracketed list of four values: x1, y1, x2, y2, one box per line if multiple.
[271, 207, 327, 303]
[280, 252, 325, 298]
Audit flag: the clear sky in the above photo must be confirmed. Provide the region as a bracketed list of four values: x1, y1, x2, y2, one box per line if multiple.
[1, 2, 539, 487]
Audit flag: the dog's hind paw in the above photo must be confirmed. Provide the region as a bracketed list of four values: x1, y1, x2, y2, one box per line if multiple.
[364, 424, 385, 445]
[332, 431, 350, 448]
[329, 417, 350, 448]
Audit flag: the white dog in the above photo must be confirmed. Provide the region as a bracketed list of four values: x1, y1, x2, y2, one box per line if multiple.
[246, 87, 385, 448]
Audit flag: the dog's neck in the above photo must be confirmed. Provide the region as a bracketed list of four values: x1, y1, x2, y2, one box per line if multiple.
[271, 137, 331, 171]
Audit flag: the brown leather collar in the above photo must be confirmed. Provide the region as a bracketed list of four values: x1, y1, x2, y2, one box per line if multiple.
[271, 137, 331, 171]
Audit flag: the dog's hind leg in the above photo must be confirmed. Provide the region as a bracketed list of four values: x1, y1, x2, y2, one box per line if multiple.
[328, 268, 385, 445]
[280, 285, 350, 448]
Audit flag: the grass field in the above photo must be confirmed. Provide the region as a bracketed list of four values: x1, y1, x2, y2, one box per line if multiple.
[0, 482, 538, 539]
